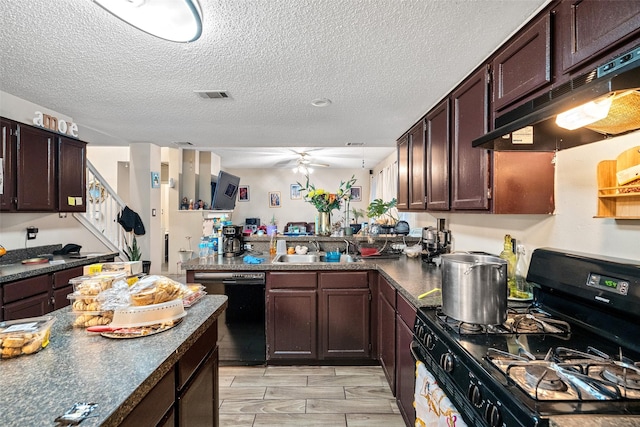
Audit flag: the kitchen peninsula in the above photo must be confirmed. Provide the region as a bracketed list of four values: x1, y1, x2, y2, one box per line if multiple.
[0, 295, 227, 426]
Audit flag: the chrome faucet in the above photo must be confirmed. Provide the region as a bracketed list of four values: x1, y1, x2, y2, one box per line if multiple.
[311, 240, 321, 252]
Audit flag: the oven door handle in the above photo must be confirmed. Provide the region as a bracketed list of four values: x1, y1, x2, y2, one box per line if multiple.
[410, 341, 423, 362]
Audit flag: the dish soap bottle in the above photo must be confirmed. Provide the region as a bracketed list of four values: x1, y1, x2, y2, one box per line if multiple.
[499, 234, 517, 298]
[515, 244, 534, 300]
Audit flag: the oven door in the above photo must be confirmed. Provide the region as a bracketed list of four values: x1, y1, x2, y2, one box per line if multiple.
[412, 342, 468, 427]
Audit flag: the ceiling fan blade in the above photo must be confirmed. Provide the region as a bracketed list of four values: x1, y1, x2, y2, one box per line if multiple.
[308, 162, 330, 167]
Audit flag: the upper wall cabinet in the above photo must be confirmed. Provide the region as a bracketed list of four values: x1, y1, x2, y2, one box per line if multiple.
[408, 121, 426, 210]
[451, 68, 491, 210]
[492, 13, 552, 114]
[425, 99, 450, 211]
[58, 137, 87, 212]
[0, 118, 17, 211]
[556, 0, 640, 74]
[16, 124, 56, 211]
[0, 117, 87, 213]
[396, 134, 409, 210]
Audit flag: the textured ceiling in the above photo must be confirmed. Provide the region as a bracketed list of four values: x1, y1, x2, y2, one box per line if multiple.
[0, 0, 548, 169]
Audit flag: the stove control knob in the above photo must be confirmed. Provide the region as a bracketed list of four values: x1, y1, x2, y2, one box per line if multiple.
[467, 383, 482, 407]
[425, 333, 435, 350]
[484, 403, 502, 427]
[440, 352, 454, 373]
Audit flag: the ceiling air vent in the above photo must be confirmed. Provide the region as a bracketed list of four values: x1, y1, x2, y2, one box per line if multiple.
[194, 90, 231, 99]
[173, 141, 193, 146]
[345, 142, 365, 146]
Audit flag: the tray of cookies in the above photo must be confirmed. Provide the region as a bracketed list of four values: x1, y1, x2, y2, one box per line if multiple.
[0, 316, 55, 359]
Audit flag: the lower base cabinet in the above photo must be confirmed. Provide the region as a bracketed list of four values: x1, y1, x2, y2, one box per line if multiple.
[121, 320, 219, 427]
[395, 293, 416, 426]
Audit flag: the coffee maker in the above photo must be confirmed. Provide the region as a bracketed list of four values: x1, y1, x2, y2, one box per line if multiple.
[421, 218, 451, 264]
[222, 225, 244, 257]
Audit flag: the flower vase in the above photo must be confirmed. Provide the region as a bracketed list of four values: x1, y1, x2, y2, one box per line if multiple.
[317, 211, 331, 236]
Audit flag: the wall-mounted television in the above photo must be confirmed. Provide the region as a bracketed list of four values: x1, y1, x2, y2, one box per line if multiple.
[210, 171, 241, 210]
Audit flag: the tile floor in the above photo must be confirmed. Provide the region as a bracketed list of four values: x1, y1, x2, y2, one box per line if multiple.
[218, 365, 406, 427]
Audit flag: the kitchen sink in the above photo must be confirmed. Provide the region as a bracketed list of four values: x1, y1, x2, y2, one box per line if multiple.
[272, 253, 362, 264]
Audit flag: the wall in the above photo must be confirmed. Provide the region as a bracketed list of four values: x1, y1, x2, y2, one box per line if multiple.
[225, 168, 372, 229]
[393, 132, 640, 261]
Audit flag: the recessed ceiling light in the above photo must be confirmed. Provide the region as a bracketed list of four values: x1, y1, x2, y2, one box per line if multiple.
[311, 98, 332, 107]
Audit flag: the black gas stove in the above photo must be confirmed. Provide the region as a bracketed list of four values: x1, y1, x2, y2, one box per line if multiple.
[413, 248, 640, 427]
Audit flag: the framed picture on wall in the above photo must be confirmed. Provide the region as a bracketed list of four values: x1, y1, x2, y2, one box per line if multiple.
[238, 185, 249, 202]
[350, 186, 362, 202]
[290, 184, 302, 200]
[269, 191, 281, 208]
[151, 172, 160, 188]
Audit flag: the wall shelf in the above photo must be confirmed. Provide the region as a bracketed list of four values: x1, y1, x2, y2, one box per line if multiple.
[596, 146, 640, 219]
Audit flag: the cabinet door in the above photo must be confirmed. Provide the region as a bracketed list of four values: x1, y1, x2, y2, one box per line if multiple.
[52, 266, 84, 289]
[425, 99, 450, 211]
[493, 152, 555, 214]
[558, 0, 640, 73]
[58, 137, 87, 212]
[16, 125, 56, 211]
[396, 135, 410, 211]
[178, 348, 217, 427]
[3, 275, 51, 303]
[378, 289, 396, 391]
[492, 13, 552, 112]
[4, 293, 50, 320]
[451, 68, 490, 210]
[267, 289, 317, 359]
[319, 288, 370, 359]
[0, 118, 17, 211]
[395, 312, 415, 426]
[409, 121, 426, 210]
[120, 368, 175, 427]
[53, 285, 73, 310]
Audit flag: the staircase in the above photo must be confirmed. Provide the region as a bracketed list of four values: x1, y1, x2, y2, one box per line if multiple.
[73, 160, 128, 261]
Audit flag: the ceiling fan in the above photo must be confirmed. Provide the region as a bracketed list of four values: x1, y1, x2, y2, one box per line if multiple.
[275, 150, 330, 173]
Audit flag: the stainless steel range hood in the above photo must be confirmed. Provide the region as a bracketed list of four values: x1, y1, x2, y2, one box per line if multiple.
[473, 46, 640, 151]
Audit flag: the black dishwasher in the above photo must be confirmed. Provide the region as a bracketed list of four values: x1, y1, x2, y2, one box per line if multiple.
[192, 272, 266, 365]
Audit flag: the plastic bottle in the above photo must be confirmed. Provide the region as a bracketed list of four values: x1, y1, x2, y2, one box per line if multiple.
[499, 234, 517, 298]
[217, 228, 223, 254]
[198, 237, 208, 261]
[515, 244, 534, 300]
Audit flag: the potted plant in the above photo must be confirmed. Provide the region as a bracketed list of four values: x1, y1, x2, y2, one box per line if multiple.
[124, 234, 151, 274]
[367, 198, 398, 234]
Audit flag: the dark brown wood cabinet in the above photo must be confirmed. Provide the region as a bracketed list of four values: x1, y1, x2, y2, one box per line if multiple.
[266, 272, 318, 360]
[395, 293, 416, 426]
[58, 137, 87, 212]
[318, 271, 371, 359]
[52, 266, 84, 310]
[2, 275, 52, 321]
[378, 276, 396, 391]
[425, 99, 450, 211]
[408, 121, 426, 210]
[492, 12, 552, 113]
[556, 0, 640, 74]
[396, 134, 410, 210]
[0, 117, 87, 213]
[16, 124, 56, 211]
[122, 320, 219, 427]
[0, 118, 17, 211]
[451, 67, 491, 211]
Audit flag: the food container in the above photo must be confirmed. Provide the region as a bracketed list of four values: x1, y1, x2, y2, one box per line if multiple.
[403, 244, 422, 258]
[104, 299, 185, 329]
[129, 275, 185, 306]
[70, 272, 127, 296]
[69, 311, 114, 328]
[83, 261, 142, 275]
[0, 316, 55, 359]
[440, 253, 507, 325]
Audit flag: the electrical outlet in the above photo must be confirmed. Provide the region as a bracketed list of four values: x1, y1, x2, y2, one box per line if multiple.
[27, 226, 39, 240]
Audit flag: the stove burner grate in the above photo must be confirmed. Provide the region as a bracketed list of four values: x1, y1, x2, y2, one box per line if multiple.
[488, 347, 640, 401]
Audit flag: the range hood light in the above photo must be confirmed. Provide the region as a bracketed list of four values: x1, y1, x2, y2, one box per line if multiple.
[555, 96, 613, 131]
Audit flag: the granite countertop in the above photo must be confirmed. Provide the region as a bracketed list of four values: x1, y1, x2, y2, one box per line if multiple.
[182, 253, 443, 308]
[0, 295, 227, 426]
[0, 251, 120, 284]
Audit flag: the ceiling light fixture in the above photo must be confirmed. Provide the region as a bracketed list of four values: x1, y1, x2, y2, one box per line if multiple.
[293, 165, 313, 175]
[93, 0, 203, 43]
[311, 98, 332, 107]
